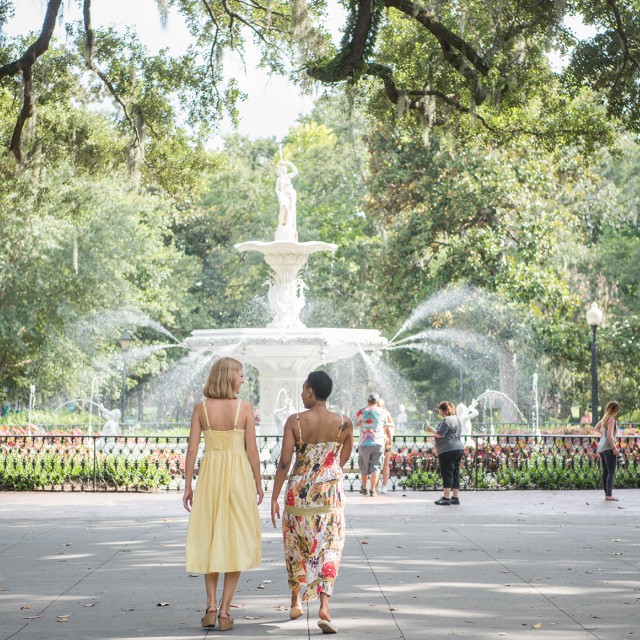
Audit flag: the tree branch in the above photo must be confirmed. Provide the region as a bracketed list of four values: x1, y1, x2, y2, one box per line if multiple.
[307, 0, 377, 81]
[485, 20, 539, 62]
[603, 0, 639, 96]
[0, 0, 63, 161]
[365, 62, 496, 132]
[383, 0, 490, 77]
[0, 0, 62, 80]
[220, 0, 272, 45]
[8, 68, 34, 163]
[82, 0, 141, 148]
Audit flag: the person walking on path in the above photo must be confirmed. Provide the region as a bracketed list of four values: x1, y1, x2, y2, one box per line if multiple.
[378, 398, 396, 494]
[427, 401, 464, 506]
[271, 370, 353, 634]
[183, 357, 263, 631]
[355, 392, 391, 497]
[597, 400, 622, 502]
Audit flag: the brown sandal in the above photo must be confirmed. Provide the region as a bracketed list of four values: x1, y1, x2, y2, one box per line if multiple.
[218, 611, 234, 632]
[201, 605, 217, 628]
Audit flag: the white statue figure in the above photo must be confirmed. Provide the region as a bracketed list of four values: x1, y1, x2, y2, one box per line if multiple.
[396, 404, 408, 433]
[456, 398, 479, 445]
[97, 404, 120, 451]
[274, 397, 295, 432]
[275, 160, 298, 234]
[98, 403, 121, 435]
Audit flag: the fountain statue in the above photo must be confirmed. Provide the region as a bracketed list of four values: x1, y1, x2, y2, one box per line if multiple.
[456, 398, 479, 437]
[98, 403, 120, 436]
[275, 160, 298, 242]
[186, 160, 387, 434]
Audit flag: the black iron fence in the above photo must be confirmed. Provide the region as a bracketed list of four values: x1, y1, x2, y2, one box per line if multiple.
[1, 434, 639, 492]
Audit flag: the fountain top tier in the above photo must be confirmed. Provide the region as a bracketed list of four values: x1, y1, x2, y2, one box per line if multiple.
[234, 158, 337, 329]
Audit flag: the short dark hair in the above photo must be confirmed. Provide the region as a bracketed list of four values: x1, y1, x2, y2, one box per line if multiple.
[306, 370, 333, 401]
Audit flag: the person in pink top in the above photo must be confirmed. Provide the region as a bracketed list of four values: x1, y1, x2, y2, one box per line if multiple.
[355, 393, 392, 497]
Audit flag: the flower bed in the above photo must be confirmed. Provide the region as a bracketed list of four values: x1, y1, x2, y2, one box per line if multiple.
[390, 435, 640, 491]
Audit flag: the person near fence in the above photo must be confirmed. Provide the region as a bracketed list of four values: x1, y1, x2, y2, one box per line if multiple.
[427, 401, 464, 506]
[356, 392, 392, 497]
[271, 370, 353, 634]
[596, 400, 622, 502]
[378, 398, 396, 494]
[183, 357, 263, 631]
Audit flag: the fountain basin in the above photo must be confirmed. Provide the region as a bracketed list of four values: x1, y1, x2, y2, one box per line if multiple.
[186, 327, 387, 433]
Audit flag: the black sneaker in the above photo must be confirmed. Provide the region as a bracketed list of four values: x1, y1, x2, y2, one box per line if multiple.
[450, 497, 460, 505]
[434, 497, 451, 506]
[359, 487, 368, 496]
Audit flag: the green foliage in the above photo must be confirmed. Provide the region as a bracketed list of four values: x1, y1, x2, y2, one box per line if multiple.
[0, 448, 172, 491]
[0, 164, 199, 403]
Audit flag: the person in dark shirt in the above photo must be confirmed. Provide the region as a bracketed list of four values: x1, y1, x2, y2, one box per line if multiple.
[426, 401, 464, 505]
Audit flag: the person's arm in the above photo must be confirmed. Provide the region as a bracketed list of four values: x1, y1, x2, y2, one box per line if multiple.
[271, 416, 296, 527]
[426, 421, 445, 439]
[182, 405, 202, 512]
[339, 418, 354, 468]
[243, 401, 264, 506]
[384, 410, 394, 442]
[606, 417, 618, 453]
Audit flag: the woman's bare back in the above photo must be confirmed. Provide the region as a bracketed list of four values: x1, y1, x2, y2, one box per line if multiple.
[201, 398, 247, 431]
[296, 408, 346, 444]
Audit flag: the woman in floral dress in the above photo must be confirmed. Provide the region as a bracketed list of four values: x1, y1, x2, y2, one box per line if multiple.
[271, 371, 353, 634]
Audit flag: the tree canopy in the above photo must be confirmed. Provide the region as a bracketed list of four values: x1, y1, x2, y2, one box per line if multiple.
[1, 0, 639, 171]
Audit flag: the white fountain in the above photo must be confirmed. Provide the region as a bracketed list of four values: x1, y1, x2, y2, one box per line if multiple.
[186, 159, 387, 434]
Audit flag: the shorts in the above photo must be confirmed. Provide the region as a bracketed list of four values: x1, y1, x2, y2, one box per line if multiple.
[358, 444, 383, 475]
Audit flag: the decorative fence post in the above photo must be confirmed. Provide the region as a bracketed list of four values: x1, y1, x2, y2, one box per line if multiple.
[92, 436, 97, 491]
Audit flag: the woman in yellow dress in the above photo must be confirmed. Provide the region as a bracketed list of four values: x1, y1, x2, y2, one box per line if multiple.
[183, 357, 263, 631]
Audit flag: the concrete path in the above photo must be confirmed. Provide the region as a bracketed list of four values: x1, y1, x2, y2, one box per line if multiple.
[1, 489, 639, 640]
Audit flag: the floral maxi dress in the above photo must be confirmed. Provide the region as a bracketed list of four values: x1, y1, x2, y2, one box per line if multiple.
[282, 416, 346, 601]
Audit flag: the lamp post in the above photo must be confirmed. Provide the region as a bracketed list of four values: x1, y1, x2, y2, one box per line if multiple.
[585, 302, 603, 427]
[119, 331, 132, 425]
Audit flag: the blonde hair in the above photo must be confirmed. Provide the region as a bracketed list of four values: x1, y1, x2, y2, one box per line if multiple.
[438, 401, 456, 416]
[203, 357, 242, 399]
[597, 400, 620, 429]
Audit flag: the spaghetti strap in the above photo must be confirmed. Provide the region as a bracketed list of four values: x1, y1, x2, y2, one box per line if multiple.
[233, 398, 242, 429]
[296, 414, 303, 444]
[201, 399, 210, 430]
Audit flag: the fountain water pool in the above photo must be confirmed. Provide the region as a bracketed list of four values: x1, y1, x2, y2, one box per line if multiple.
[185, 160, 387, 434]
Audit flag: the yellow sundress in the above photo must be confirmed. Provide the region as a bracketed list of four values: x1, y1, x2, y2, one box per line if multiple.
[185, 398, 262, 574]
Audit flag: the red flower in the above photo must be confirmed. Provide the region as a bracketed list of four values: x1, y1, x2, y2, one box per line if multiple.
[286, 490, 295, 506]
[324, 451, 335, 467]
[321, 562, 336, 578]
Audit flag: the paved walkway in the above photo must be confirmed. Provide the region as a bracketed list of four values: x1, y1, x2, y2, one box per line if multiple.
[1, 489, 639, 640]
